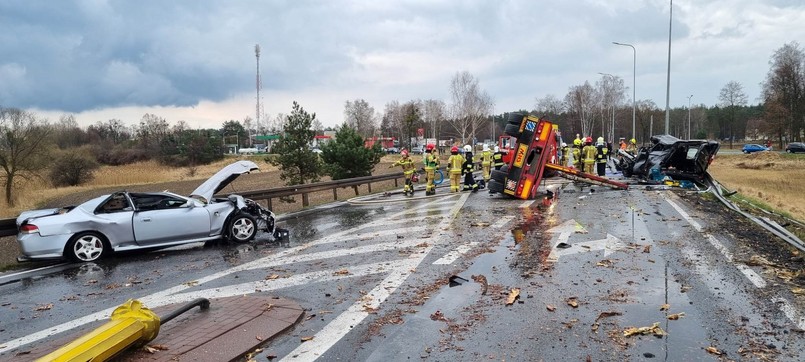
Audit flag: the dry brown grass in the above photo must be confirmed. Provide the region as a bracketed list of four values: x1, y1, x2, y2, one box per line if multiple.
[0, 157, 278, 218]
[709, 152, 805, 222]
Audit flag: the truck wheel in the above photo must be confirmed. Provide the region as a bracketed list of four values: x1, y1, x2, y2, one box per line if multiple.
[491, 169, 507, 183]
[507, 113, 525, 125]
[488, 180, 504, 193]
[504, 124, 521, 138]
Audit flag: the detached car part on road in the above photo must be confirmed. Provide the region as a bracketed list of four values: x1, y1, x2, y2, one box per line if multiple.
[15, 161, 285, 263]
[619, 135, 719, 181]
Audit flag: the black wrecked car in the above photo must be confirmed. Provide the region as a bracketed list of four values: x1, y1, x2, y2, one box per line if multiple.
[619, 135, 720, 181]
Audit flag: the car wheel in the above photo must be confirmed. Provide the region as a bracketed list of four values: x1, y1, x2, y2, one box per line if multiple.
[66, 232, 107, 262]
[743, 150, 748, 154]
[229, 214, 257, 243]
[786, 149, 791, 153]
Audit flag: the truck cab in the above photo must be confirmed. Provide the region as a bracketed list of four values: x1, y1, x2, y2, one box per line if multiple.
[488, 113, 559, 199]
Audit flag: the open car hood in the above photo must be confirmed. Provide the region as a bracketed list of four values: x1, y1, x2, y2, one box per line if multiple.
[190, 160, 259, 203]
[629, 135, 720, 180]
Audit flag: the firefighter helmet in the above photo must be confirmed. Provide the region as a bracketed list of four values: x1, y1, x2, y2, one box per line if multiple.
[586, 137, 593, 144]
[494, 146, 500, 153]
[561, 142, 567, 147]
[451, 146, 459, 153]
[426, 144, 435, 151]
[483, 144, 490, 152]
[463, 145, 472, 153]
[401, 149, 409, 157]
[630, 138, 636, 144]
[597, 137, 605, 145]
[573, 138, 582, 146]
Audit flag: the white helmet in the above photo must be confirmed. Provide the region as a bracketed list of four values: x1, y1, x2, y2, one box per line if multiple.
[494, 146, 500, 152]
[597, 137, 605, 145]
[561, 142, 567, 147]
[464, 145, 472, 152]
[483, 144, 490, 152]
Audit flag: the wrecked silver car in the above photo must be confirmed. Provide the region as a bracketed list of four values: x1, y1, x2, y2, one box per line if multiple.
[619, 135, 720, 181]
[16, 160, 282, 262]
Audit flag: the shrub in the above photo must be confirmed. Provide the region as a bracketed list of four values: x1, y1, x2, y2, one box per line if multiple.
[50, 153, 100, 187]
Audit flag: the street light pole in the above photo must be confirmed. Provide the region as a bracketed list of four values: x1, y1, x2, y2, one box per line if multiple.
[687, 94, 693, 139]
[664, 0, 673, 134]
[613, 42, 636, 142]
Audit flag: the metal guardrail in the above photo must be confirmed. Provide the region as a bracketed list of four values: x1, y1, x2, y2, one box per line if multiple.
[0, 171, 410, 237]
[0, 217, 15, 237]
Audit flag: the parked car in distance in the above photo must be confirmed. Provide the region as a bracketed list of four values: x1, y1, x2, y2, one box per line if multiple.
[785, 142, 805, 153]
[385, 147, 399, 154]
[410, 145, 424, 154]
[742, 144, 770, 154]
[15, 161, 285, 263]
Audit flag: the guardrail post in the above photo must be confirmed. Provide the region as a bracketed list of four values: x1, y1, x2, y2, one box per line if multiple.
[368, 183, 372, 193]
[332, 188, 338, 201]
[302, 193, 309, 207]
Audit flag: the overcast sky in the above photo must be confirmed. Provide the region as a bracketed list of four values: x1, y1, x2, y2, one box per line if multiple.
[1, 0, 803, 129]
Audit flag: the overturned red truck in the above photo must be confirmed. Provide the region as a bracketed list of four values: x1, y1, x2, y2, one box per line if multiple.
[488, 113, 628, 200]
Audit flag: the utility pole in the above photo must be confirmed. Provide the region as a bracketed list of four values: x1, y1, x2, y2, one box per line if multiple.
[255, 44, 262, 133]
[687, 94, 693, 139]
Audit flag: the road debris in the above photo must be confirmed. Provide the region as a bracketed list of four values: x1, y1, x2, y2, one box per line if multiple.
[705, 346, 722, 355]
[142, 344, 169, 353]
[623, 322, 666, 337]
[505, 288, 520, 305]
[448, 275, 468, 287]
[471, 274, 488, 295]
[430, 310, 447, 322]
[660, 304, 670, 311]
[33, 303, 53, 311]
[566, 297, 579, 308]
[265, 274, 280, 280]
[546, 304, 556, 312]
[332, 269, 350, 276]
[667, 312, 685, 320]
[300, 336, 314, 342]
[183, 280, 199, 287]
[591, 311, 622, 332]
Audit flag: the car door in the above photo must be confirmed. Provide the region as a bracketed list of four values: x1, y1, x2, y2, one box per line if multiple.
[132, 195, 211, 245]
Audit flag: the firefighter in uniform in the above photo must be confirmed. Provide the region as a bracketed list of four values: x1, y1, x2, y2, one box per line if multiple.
[626, 138, 637, 155]
[462, 145, 479, 192]
[582, 137, 597, 174]
[560, 142, 569, 166]
[572, 138, 582, 169]
[480, 144, 492, 187]
[595, 137, 609, 177]
[390, 149, 416, 195]
[424, 144, 439, 195]
[447, 145, 465, 193]
[493, 146, 505, 170]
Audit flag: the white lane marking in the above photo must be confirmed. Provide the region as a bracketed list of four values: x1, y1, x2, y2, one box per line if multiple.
[519, 200, 534, 208]
[491, 215, 515, 229]
[281, 192, 470, 361]
[145, 259, 411, 307]
[432, 242, 479, 265]
[0, 196, 457, 355]
[772, 297, 805, 330]
[0, 263, 69, 280]
[665, 195, 767, 289]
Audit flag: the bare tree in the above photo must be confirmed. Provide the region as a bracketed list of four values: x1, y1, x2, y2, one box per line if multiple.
[564, 82, 598, 138]
[344, 99, 376, 138]
[0, 107, 52, 206]
[422, 99, 446, 139]
[381, 100, 403, 141]
[534, 94, 566, 116]
[719, 81, 749, 146]
[761, 41, 805, 144]
[595, 75, 626, 142]
[448, 71, 494, 145]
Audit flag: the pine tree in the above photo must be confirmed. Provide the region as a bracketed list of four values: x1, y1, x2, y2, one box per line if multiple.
[320, 123, 384, 180]
[267, 101, 323, 186]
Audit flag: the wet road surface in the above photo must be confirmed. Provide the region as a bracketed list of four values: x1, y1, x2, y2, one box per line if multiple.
[1, 179, 803, 361]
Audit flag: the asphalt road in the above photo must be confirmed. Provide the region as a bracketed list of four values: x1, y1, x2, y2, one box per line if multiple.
[1, 177, 803, 361]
